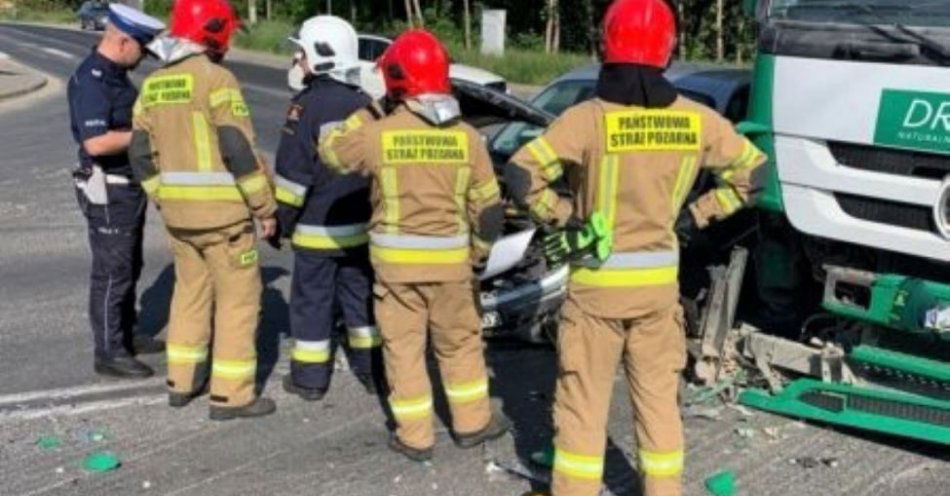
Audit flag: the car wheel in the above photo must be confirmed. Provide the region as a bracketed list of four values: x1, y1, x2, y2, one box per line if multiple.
[80, 20, 86, 30]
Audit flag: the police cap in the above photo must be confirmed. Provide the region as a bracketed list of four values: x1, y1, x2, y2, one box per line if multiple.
[108, 4, 165, 46]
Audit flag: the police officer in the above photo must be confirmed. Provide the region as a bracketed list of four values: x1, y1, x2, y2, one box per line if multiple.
[275, 15, 383, 401]
[68, 4, 166, 379]
[130, 0, 278, 420]
[319, 30, 510, 461]
[507, 1, 766, 495]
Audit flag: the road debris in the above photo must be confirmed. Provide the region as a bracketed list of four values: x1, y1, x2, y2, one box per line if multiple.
[82, 451, 121, 473]
[142, 480, 152, 489]
[683, 405, 722, 421]
[789, 456, 840, 469]
[705, 470, 737, 496]
[734, 427, 755, 439]
[36, 435, 62, 451]
[488, 459, 551, 485]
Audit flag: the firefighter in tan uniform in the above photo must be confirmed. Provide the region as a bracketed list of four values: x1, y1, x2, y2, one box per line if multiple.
[318, 30, 511, 461]
[508, 1, 766, 495]
[129, 0, 278, 421]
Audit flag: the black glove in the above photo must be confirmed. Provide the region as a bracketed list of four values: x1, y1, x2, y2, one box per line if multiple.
[675, 210, 698, 246]
[543, 212, 612, 266]
[266, 216, 284, 250]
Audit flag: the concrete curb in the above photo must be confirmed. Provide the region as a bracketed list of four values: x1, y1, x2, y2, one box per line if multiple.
[0, 57, 48, 101]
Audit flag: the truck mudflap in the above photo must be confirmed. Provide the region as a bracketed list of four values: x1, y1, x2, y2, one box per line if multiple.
[739, 379, 950, 445]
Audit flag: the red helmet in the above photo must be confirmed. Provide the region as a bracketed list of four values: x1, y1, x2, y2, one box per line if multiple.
[603, 0, 676, 67]
[378, 30, 451, 100]
[169, 0, 240, 55]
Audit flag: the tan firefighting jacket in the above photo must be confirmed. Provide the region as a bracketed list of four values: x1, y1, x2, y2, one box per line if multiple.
[131, 55, 276, 230]
[509, 96, 765, 318]
[318, 102, 502, 284]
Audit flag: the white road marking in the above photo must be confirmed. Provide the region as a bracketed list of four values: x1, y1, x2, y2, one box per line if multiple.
[40, 47, 74, 59]
[0, 377, 161, 405]
[0, 394, 166, 421]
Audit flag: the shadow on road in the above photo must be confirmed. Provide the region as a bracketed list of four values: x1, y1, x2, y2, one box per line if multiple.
[256, 265, 291, 393]
[486, 340, 642, 494]
[137, 263, 174, 339]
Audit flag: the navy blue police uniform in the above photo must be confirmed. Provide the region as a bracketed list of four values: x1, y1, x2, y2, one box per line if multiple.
[275, 75, 383, 396]
[67, 5, 163, 370]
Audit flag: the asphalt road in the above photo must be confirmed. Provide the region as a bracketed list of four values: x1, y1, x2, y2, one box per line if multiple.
[0, 23, 947, 496]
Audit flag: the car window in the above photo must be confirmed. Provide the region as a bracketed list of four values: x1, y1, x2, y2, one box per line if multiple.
[490, 79, 596, 158]
[359, 38, 390, 62]
[724, 85, 750, 123]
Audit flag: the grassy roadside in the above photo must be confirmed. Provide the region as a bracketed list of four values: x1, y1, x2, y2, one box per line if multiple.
[0, 7, 74, 24]
[232, 19, 592, 86]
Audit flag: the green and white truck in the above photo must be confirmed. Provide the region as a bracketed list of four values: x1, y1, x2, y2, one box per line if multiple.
[719, 0, 950, 444]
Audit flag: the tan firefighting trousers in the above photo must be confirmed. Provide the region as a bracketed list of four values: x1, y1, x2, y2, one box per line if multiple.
[374, 280, 492, 450]
[165, 220, 262, 408]
[552, 297, 686, 496]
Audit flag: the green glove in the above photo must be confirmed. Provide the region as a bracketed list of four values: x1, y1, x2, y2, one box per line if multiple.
[543, 212, 612, 265]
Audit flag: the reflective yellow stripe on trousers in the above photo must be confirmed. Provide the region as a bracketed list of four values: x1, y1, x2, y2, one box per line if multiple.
[444, 378, 488, 405]
[390, 394, 433, 421]
[554, 447, 604, 481]
[166, 344, 208, 365]
[348, 326, 382, 349]
[211, 358, 256, 380]
[291, 339, 331, 364]
[639, 449, 684, 477]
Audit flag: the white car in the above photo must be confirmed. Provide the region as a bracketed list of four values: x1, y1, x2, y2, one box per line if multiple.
[287, 34, 508, 96]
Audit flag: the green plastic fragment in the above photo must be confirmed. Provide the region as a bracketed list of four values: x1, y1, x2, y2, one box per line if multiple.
[82, 451, 121, 473]
[36, 435, 62, 451]
[705, 470, 736, 496]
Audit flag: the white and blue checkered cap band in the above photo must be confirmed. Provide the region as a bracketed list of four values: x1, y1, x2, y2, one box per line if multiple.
[108, 4, 165, 45]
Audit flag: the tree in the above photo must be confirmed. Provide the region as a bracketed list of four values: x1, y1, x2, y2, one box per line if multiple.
[462, 0, 471, 49]
[544, 0, 560, 54]
[247, 0, 256, 24]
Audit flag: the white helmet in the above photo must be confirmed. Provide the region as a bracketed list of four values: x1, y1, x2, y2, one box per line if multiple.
[289, 15, 359, 85]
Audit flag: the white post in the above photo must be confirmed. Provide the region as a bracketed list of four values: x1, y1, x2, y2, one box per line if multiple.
[480, 9, 506, 56]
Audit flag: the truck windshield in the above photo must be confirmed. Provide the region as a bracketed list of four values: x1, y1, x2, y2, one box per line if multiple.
[770, 0, 950, 28]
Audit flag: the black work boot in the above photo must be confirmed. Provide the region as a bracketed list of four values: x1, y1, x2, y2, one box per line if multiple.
[282, 375, 327, 401]
[209, 397, 277, 421]
[131, 334, 166, 355]
[169, 391, 198, 408]
[454, 411, 512, 449]
[169, 382, 208, 408]
[387, 435, 433, 462]
[94, 355, 154, 378]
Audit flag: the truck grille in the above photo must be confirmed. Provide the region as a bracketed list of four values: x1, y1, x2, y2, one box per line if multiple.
[835, 193, 936, 233]
[829, 142, 950, 181]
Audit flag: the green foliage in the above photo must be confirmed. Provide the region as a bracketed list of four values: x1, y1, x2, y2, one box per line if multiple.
[447, 43, 592, 86]
[234, 19, 295, 54]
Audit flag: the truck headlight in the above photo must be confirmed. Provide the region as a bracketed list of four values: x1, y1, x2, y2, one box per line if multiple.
[936, 177, 950, 240]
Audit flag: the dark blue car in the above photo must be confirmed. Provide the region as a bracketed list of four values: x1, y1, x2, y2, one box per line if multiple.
[77, 1, 109, 31]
